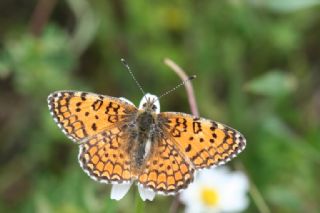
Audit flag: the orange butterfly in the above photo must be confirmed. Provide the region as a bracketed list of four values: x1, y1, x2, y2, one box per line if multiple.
[48, 91, 246, 201]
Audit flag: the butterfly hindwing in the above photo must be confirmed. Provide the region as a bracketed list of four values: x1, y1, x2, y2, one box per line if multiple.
[138, 136, 194, 194]
[78, 128, 133, 183]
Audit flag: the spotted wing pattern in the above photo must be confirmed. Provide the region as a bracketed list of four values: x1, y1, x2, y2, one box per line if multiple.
[47, 91, 137, 142]
[78, 127, 132, 183]
[159, 112, 246, 169]
[138, 137, 194, 194]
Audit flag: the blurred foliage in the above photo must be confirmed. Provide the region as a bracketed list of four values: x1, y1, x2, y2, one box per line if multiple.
[0, 0, 320, 212]
[245, 71, 297, 98]
[0, 26, 75, 96]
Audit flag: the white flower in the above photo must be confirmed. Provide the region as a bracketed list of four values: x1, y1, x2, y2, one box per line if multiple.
[180, 167, 249, 213]
[110, 182, 156, 201]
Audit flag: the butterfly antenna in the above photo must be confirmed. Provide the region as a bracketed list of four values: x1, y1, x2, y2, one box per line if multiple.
[121, 58, 145, 96]
[157, 75, 196, 100]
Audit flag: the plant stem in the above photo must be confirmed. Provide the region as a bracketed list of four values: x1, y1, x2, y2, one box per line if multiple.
[164, 58, 199, 213]
[235, 162, 271, 213]
[29, 0, 57, 36]
[164, 58, 199, 117]
[135, 189, 145, 213]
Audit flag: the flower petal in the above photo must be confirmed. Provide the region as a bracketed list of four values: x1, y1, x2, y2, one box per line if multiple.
[180, 181, 201, 205]
[138, 185, 156, 201]
[110, 182, 133, 200]
[180, 167, 249, 213]
[220, 172, 249, 212]
[119, 97, 135, 106]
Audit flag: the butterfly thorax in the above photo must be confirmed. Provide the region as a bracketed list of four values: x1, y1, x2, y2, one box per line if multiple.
[136, 111, 155, 132]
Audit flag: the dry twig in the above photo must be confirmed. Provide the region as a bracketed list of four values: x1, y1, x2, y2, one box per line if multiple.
[164, 58, 199, 213]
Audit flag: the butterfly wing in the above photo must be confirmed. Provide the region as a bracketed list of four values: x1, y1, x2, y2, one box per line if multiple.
[47, 91, 137, 142]
[78, 128, 133, 183]
[48, 91, 138, 183]
[138, 136, 194, 194]
[159, 112, 246, 169]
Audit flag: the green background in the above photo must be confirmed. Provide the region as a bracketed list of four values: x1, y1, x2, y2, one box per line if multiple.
[0, 0, 320, 212]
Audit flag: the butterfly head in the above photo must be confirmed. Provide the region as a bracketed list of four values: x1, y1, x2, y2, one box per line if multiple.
[139, 93, 160, 113]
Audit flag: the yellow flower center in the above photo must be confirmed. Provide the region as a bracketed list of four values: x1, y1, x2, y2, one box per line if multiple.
[201, 187, 219, 206]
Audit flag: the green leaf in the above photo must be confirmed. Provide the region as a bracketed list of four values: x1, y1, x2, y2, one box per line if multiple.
[245, 70, 297, 98]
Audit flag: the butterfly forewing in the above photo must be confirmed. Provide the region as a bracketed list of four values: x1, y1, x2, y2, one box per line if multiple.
[159, 112, 246, 169]
[47, 91, 137, 142]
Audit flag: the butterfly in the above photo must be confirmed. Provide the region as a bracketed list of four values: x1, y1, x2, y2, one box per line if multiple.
[47, 90, 246, 200]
